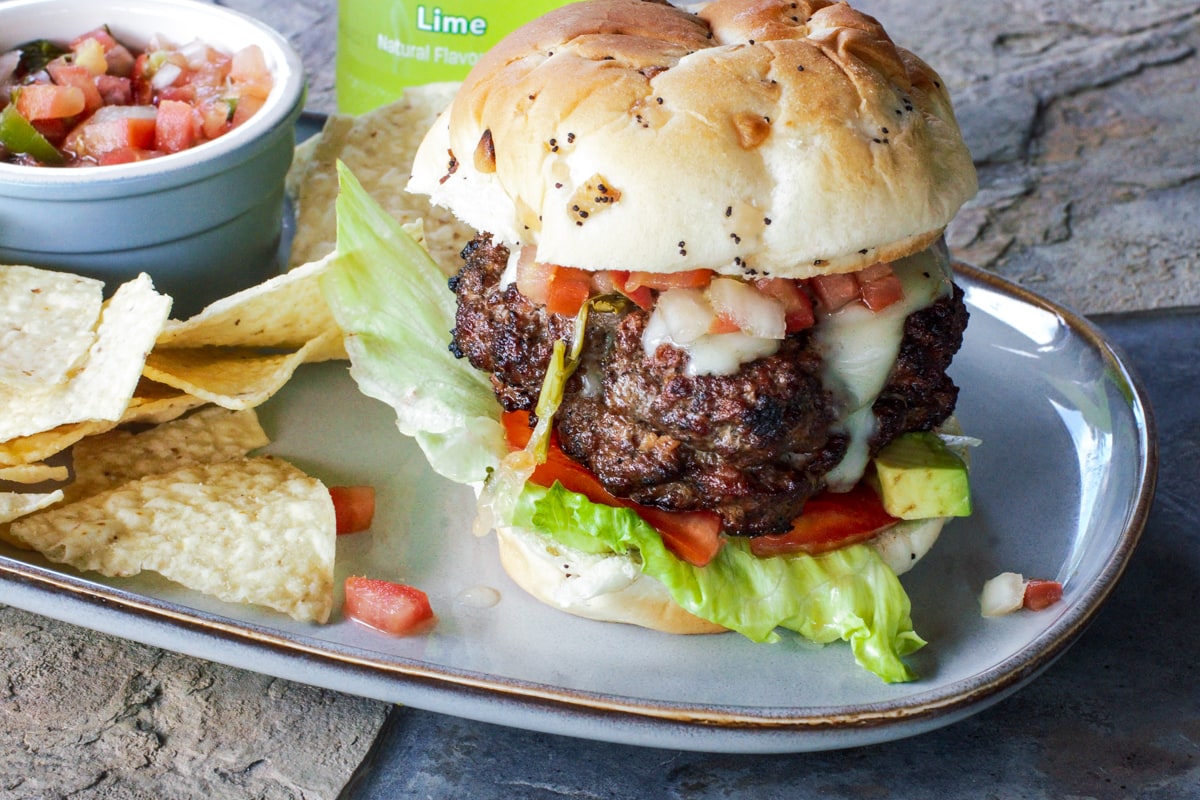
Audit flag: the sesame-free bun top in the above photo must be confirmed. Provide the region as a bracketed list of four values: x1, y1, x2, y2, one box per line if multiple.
[407, 0, 977, 279]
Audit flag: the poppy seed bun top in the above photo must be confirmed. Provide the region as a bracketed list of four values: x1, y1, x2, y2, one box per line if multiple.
[407, 0, 977, 279]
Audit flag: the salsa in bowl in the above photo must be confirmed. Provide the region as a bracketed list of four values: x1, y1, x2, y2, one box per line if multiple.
[0, 0, 306, 316]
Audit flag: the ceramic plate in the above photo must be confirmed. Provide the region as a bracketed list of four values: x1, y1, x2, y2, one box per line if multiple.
[0, 263, 1155, 753]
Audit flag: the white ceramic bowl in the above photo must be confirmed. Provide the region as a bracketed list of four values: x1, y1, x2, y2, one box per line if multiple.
[0, 0, 306, 315]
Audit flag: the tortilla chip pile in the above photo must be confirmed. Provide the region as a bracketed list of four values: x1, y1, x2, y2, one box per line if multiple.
[0, 260, 343, 623]
[287, 82, 476, 276]
[0, 84, 467, 625]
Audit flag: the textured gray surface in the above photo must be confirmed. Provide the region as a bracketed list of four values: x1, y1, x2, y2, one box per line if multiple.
[2, 0, 1197, 797]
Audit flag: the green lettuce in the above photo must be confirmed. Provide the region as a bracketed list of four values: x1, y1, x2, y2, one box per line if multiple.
[320, 163, 925, 682]
[320, 163, 506, 484]
[514, 482, 924, 682]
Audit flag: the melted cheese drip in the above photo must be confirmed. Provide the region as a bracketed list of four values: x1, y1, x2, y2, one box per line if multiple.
[817, 245, 954, 490]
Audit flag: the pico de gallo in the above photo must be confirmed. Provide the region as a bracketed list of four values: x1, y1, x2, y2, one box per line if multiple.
[0, 26, 273, 166]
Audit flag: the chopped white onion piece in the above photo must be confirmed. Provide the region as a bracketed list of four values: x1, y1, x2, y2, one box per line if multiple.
[150, 62, 182, 90]
[177, 38, 209, 69]
[706, 277, 786, 339]
[980, 572, 1026, 617]
[655, 288, 714, 344]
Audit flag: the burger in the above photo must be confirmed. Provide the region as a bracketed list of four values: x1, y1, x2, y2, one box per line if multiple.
[385, 0, 976, 681]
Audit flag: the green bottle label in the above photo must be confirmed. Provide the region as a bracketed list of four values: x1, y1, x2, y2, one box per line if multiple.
[336, 1, 572, 114]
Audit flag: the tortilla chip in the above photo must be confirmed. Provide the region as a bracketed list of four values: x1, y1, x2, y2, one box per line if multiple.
[142, 329, 342, 411]
[154, 254, 343, 353]
[0, 420, 117, 468]
[65, 406, 269, 504]
[8, 456, 336, 622]
[0, 265, 103, 388]
[0, 489, 63, 546]
[287, 83, 474, 274]
[0, 273, 171, 442]
[120, 378, 208, 426]
[0, 463, 69, 484]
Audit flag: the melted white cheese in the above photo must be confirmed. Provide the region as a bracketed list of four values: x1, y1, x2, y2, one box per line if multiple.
[816, 245, 954, 490]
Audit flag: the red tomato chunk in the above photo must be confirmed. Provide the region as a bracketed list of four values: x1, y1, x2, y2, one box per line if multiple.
[329, 485, 376, 534]
[1023, 579, 1063, 611]
[343, 577, 437, 636]
[0, 26, 274, 166]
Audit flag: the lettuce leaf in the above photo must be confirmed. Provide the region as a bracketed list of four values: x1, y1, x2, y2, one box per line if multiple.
[320, 164, 924, 682]
[320, 163, 505, 484]
[515, 482, 924, 683]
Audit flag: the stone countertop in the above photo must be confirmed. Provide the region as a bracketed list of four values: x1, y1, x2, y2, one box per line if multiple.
[3, 1, 1198, 798]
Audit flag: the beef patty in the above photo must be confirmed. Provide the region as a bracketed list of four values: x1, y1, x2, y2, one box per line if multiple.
[450, 234, 968, 537]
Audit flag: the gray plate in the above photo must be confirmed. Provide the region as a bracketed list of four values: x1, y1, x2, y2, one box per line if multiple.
[0, 263, 1156, 753]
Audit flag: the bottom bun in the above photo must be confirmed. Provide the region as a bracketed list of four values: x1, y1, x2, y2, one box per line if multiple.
[496, 524, 726, 634]
[495, 515, 946, 635]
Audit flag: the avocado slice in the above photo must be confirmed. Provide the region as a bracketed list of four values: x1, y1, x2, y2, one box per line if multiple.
[874, 432, 971, 519]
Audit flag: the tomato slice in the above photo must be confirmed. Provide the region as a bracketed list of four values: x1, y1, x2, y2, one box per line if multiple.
[329, 485, 376, 534]
[502, 410, 722, 566]
[748, 482, 899, 558]
[343, 576, 436, 635]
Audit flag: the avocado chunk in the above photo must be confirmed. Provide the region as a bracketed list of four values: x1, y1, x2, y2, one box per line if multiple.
[874, 432, 971, 519]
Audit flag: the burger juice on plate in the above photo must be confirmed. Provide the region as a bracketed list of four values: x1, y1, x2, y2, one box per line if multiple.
[325, 0, 979, 682]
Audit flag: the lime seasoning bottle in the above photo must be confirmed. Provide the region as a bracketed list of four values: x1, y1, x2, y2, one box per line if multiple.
[336, 0, 574, 114]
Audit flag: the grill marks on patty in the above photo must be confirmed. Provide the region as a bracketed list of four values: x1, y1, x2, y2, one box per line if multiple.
[449, 233, 967, 537]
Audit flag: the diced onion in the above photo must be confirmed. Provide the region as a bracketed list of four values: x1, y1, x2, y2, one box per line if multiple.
[655, 287, 714, 344]
[150, 61, 182, 89]
[705, 277, 786, 339]
[980, 572, 1026, 617]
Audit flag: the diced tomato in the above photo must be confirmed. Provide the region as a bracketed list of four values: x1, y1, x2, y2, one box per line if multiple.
[197, 98, 234, 139]
[708, 313, 742, 334]
[70, 27, 120, 53]
[46, 62, 103, 115]
[95, 75, 132, 106]
[514, 249, 593, 317]
[104, 44, 136, 78]
[748, 482, 899, 558]
[608, 271, 655, 310]
[857, 262, 904, 311]
[62, 104, 157, 159]
[1022, 579, 1063, 611]
[95, 147, 156, 165]
[329, 485, 376, 535]
[514, 247, 551, 305]
[159, 84, 197, 104]
[625, 269, 713, 292]
[502, 410, 722, 566]
[343, 576, 436, 636]
[229, 45, 272, 100]
[155, 99, 195, 153]
[809, 271, 860, 313]
[545, 266, 592, 317]
[15, 84, 85, 121]
[754, 277, 815, 332]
